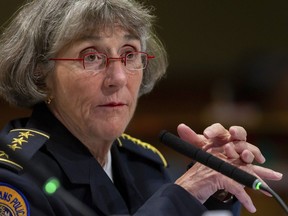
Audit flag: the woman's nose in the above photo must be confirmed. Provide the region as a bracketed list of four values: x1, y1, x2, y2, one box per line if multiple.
[104, 59, 127, 89]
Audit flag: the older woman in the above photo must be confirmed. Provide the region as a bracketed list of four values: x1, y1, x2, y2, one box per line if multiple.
[0, 0, 282, 215]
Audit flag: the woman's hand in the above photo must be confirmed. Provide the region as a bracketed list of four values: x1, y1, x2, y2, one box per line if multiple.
[175, 151, 282, 213]
[177, 123, 266, 164]
[177, 123, 282, 179]
[175, 155, 246, 212]
[175, 123, 283, 213]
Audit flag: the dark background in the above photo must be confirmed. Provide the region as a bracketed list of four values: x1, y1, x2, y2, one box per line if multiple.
[0, 1, 287, 215]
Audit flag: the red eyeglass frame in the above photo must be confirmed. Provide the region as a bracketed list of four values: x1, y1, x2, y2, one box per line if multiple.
[49, 51, 155, 70]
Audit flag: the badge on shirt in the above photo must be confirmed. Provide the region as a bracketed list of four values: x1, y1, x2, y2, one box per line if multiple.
[0, 182, 30, 216]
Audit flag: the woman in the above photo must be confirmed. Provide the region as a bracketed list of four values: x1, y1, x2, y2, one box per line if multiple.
[0, 0, 282, 215]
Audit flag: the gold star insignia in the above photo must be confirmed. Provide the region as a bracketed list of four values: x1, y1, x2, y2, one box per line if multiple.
[12, 137, 28, 146]
[8, 144, 22, 151]
[19, 131, 34, 139]
[0, 151, 9, 159]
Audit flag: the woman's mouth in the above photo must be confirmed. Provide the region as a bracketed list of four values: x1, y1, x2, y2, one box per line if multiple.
[99, 102, 126, 107]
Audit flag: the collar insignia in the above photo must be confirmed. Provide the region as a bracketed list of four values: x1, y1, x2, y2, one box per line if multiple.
[117, 133, 168, 167]
[0, 129, 50, 171]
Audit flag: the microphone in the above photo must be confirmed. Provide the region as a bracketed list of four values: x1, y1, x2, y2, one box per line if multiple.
[159, 130, 261, 190]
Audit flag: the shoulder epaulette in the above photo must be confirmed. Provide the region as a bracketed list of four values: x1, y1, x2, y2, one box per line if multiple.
[0, 128, 50, 172]
[116, 133, 168, 168]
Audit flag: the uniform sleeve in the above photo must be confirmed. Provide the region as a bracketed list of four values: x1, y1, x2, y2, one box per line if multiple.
[204, 194, 241, 215]
[134, 183, 207, 216]
[134, 183, 241, 216]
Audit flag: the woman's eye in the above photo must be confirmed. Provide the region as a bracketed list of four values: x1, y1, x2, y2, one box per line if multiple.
[85, 54, 97, 62]
[126, 52, 136, 60]
[84, 53, 105, 63]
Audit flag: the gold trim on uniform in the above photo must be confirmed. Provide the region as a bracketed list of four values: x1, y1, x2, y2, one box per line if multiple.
[0, 158, 22, 169]
[120, 134, 168, 167]
[10, 129, 50, 139]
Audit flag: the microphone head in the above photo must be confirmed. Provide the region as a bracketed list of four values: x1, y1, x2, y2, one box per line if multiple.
[158, 130, 168, 143]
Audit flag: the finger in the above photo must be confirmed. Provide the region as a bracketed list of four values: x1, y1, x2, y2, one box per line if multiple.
[215, 144, 255, 165]
[203, 123, 230, 140]
[252, 165, 283, 181]
[203, 123, 231, 147]
[177, 123, 208, 148]
[224, 143, 240, 159]
[240, 149, 255, 164]
[236, 164, 281, 197]
[233, 141, 266, 164]
[223, 143, 256, 164]
[224, 180, 256, 213]
[229, 126, 247, 141]
[233, 188, 256, 213]
[253, 166, 283, 197]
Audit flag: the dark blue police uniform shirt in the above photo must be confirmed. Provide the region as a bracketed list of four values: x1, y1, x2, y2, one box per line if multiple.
[0, 103, 240, 216]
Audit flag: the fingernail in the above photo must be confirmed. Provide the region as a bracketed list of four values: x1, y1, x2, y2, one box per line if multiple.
[274, 171, 283, 178]
[251, 205, 256, 213]
[204, 129, 213, 138]
[260, 155, 266, 163]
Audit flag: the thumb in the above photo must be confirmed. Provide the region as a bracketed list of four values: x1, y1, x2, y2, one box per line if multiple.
[177, 123, 208, 149]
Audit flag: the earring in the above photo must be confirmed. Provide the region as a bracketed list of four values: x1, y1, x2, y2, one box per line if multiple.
[45, 96, 53, 104]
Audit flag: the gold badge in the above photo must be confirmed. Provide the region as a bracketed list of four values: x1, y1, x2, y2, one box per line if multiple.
[0, 182, 30, 216]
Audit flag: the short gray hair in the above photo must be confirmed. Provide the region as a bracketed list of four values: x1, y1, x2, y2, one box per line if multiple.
[0, 0, 168, 108]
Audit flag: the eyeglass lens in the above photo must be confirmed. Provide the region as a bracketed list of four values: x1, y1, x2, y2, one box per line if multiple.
[83, 52, 147, 71]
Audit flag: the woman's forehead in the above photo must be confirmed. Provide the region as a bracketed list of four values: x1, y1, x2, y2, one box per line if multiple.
[57, 28, 142, 55]
[73, 27, 141, 48]
[54, 24, 144, 56]
[81, 25, 140, 40]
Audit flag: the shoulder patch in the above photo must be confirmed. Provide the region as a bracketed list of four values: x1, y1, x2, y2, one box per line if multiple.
[0, 129, 50, 172]
[117, 134, 168, 167]
[0, 182, 30, 216]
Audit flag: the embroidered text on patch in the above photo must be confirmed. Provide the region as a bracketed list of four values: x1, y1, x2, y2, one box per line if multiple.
[0, 182, 30, 216]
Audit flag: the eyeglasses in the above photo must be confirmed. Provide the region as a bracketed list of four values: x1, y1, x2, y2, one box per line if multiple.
[49, 51, 155, 72]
